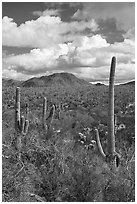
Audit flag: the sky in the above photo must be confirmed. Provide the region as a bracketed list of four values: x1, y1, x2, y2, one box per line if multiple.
[2, 2, 135, 84]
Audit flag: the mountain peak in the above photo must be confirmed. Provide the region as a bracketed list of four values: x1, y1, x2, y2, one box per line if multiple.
[21, 72, 90, 87]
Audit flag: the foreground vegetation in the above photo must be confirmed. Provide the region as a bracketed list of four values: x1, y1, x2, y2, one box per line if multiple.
[2, 82, 135, 202]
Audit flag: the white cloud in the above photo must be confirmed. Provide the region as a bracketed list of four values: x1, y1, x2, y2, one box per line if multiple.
[77, 35, 109, 51]
[2, 69, 30, 81]
[2, 5, 135, 83]
[3, 34, 135, 82]
[3, 44, 69, 71]
[2, 15, 98, 48]
[2, 16, 62, 48]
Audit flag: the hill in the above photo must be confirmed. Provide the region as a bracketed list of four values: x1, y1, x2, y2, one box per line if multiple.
[2, 79, 22, 87]
[21, 73, 90, 87]
[122, 81, 135, 86]
[95, 82, 105, 86]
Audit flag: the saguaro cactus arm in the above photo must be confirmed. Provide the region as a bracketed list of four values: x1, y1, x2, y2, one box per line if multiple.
[46, 105, 55, 127]
[15, 87, 21, 131]
[95, 128, 106, 160]
[43, 97, 47, 130]
[58, 103, 61, 119]
[24, 120, 29, 134]
[42, 97, 55, 133]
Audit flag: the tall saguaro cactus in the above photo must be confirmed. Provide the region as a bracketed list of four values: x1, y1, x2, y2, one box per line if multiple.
[15, 87, 29, 158]
[95, 57, 120, 167]
[107, 56, 116, 155]
[106, 57, 121, 167]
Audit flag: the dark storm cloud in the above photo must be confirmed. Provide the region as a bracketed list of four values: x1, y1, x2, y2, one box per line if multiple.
[2, 2, 45, 25]
[3, 46, 32, 56]
[77, 18, 125, 44]
[43, 2, 83, 10]
[73, 2, 135, 31]
[96, 18, 125, 44]
[43, 2, 83, 22]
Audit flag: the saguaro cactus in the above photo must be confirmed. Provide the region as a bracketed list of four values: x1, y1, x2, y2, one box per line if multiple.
[95, 57, 120, 167]
[15, 87, 20, 131]
[43, 97, 47, 130]
[107, 56, 116, 156]
[15, 87, 29, 134]
[15, 87, 29, 158]
[42, 97, 55, 133]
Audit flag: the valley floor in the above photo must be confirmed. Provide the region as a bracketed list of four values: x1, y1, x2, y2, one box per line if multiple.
[2, 84, 135, 202]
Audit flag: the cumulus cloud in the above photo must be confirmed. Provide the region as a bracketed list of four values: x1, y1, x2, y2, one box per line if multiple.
[3, 34, 135, 82]
[3, 44, 70, 71]
[2, 3, 135, 83]
[2, 15, 62, 48]
[2, 15, 98, 48]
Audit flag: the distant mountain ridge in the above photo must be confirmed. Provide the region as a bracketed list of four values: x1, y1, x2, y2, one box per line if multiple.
[2, 74, 135, 88]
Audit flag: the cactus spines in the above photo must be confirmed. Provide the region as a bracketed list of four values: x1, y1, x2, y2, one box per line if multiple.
[95, 57, 120, 167]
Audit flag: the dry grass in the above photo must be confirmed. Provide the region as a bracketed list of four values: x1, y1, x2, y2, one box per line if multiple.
[2, 85, 135, 202]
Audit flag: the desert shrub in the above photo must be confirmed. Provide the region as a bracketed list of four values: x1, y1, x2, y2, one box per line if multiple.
[2, 84, 135, 202]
